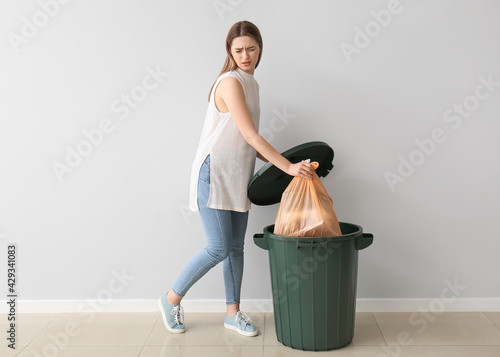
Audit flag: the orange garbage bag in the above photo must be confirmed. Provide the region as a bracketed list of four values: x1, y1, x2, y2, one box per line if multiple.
[274, 161, 341, 237]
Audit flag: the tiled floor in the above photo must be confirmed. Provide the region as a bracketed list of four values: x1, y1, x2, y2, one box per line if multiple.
[1, 311, 500, 356]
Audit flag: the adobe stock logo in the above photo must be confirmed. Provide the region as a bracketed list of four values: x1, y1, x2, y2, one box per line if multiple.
[259, 106, 295, 143]
[7, 0, 73, 54]
[339, 0, 412, 63]
[376, 277, 467, 357]
[29, 268, 134, 357]
[51, 65, 169, 182]
[384, 74, 499, 192]
[213, 0, 243, 21]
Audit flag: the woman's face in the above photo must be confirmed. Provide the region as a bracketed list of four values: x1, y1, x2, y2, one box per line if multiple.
[230, 36, 260, 75]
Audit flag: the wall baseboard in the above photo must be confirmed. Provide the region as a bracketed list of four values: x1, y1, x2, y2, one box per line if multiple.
[2, 298, 500, 313]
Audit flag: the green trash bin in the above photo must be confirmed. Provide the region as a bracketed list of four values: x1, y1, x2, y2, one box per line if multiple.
[248, 142, 374, 351]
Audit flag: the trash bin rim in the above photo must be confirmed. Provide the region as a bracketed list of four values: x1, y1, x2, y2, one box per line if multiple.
[262, 221, 363, 242]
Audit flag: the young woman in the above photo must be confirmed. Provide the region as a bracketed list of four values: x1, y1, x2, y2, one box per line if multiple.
[158, 20, 313, 336]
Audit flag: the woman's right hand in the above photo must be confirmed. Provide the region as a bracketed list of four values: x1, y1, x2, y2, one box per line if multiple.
[287, 161, 314, 180]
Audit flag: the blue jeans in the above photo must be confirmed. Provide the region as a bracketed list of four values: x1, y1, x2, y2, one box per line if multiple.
[172, 155, 249, 305]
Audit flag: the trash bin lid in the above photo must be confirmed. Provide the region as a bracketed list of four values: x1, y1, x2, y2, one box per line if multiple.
[248, 141, 334, 206]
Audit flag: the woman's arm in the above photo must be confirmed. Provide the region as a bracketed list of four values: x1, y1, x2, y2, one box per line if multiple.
[257, 151, 268, 162]
[216, 77, 313, 179]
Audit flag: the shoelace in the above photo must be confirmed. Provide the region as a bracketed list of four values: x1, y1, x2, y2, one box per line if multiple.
[170, 305, 184, 326]
[234, 311, 252, 328]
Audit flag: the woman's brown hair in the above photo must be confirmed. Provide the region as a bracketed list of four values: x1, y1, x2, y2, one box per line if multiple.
[208, 21, 263, 102]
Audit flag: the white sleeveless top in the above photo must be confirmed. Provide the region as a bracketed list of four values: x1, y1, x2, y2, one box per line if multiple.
[189, 68, 260, 212]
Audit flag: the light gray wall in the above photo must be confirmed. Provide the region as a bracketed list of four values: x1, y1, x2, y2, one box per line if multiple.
[0, 0, 499, 303]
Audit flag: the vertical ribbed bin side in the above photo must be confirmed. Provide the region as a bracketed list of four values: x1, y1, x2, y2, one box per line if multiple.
[308, 242, 327, 350]
[324, 240, 358, 349]
[296, 241, 314, 350]
[287, 239, 304, 349]
[259, 223, 371, 351]
[269, 236, 304, 348]
[267, 238, 359, 350]
[265, 224, 363, 351]
[325, 241, 343, 350]
[268, 237, 285, 345]
[303, 240, 353, 351]
[347, 239, 359, 347]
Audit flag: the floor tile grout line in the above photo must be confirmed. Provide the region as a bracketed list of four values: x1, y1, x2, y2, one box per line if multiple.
[10, 311, 500, 353]
[370, 312, 401, 357]
[48, 312, 63, 324]
[23, 318, 56, 349]
[21, 312, 160, 354]
[482, 311, 500, 331]
[14, 345, 28, 357]
[371, 311, 389, 346]
[137, 314, 160, 356]
[262, 312, 266, 356]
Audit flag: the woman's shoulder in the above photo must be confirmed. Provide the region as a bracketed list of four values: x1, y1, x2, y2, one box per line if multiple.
[216, 69, 258, 95]
[217, 70, 243, 84]
[217, 75, 242, 94]
[220, 69, 258, 87]
[218, 69, 240, 80]
[213, 70, 238, 88]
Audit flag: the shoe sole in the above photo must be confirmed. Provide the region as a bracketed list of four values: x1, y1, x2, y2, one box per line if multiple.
[158, 298, 185, 334]
[224, 322, 258, 337]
